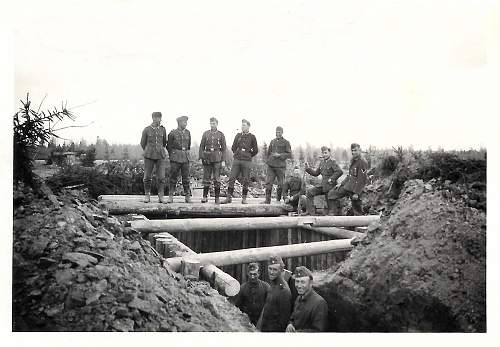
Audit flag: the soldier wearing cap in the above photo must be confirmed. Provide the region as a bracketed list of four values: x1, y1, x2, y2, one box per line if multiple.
[140, 111, 169, 203]
[167, 116, 192, 203]
[282, 165, 307, 214]
[257, 255, 292, 332]
[304, 146, 343, 215]
[198, 117, 227, 204]
[222, 119, 258, 204]
[286, 266, 328, 332]
[233, 262, 271, 326]
[328, 143, 369, 215]
[262, 126, 292, 204]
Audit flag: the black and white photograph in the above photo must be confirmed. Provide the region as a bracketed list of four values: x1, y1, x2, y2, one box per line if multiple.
[3, 0, 499, 345]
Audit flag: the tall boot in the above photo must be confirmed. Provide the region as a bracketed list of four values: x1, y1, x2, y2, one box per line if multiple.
[222, 187, 233, 204]
[201, 187, 209, 203]
[305, 196, 316, 216]
[184, 186, 192, 203]
[276, 187, 283, 203]
[143, 182, 151, 203]
[214, 185, 221, 205]
[157, 182, 165, 203]
[167, 184, 174, 203]
[326, 198, 336, 215]
[241, 187, 248, 204]
[261, 188, 271, 204]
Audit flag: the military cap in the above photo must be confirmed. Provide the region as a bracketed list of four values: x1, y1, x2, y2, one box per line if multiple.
[351, 143, 360, 150]
[293, 266, 313, 280]
[241, 119, 251, 126]
[268, 255, 284, 267]
[276, 126, 283, 131]
[152, 111, 162, 118]
[320, 146, 331, 152]
[176, 116, 189, 122]
[210, 117, 218, 123]
[247, 262, 260, 271]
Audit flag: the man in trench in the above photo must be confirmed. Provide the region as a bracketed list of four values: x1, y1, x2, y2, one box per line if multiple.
[199, 117, 227, 204]
[328, 143, 369, 216]
[140, 111, 169, 203]
[167, 116, 192, 203]
[282, 165, 307, 215]
[286, 266, 329, 332]
[233, 262, 270, 326]
[262, 126, 292, 204]
[304, 146, 343, 215]
[256, 255, 292, 332]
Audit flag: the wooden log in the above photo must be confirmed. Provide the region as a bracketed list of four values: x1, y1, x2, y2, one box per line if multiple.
[154, 233, 240, 297]
[131, 215, 381, 233]
[165, 238, 354, 271]
[99, 194, 266, 203]
[181, 258, 202, 280]
[300, 225, 365, 239]
[100, 200, 292, 217]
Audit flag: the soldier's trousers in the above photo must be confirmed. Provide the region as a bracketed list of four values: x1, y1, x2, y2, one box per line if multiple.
[328, 186, 363, 216]
[170, 161, 190, 195]
[265, 166, 285, 190]
[228, 159, 252, 190]
[287, 194, 307, 213]
[143, 158, 166, 185]
[202, 162, 222, 188]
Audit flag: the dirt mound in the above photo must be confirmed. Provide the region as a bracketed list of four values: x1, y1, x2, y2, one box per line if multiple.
[12, 183, 253, 332]
[313, 179, 486, 332]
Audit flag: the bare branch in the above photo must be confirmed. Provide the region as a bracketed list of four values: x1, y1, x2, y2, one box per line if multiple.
[51, 121, 94, 132]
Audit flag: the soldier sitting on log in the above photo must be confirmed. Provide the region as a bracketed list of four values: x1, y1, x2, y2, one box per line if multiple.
[282, 166, 307, 215]
[199, 117, 227, 204]
[286, 266, 328, 332]
[233, 262, 270, 326]
[140, 111, 169, 203]
[167, 116, 192, 203]
[304, 146, 343, 215]
[328, 143, 369, 216]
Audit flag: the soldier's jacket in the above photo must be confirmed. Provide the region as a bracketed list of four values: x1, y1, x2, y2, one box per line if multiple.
[283, 176, 306, 200]
[266, 137, 292, 168]
[290, 288, 328, 332]
[199, 129, 226, 163]
[234, 279, 270, 325]
[341, 156, 368, 195]
[231, 132, 258, 161]
[140, 125, 168, 160]
[305, 158, 343, 192]
[167, 128, 191, 163]
[258, 276, 292, 332]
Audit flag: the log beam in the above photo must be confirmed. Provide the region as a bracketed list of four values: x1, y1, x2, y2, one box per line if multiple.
[300, 225, 365, 239]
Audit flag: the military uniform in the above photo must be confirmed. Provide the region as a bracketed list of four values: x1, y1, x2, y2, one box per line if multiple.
[226, 131, 258, 200]
[140, 124, 168, 199]
[167, 125, 191, 198]
[258, 276, 292, 332]
[328, 156, 368, 215]
[282, 175, 307, 213]
[265, 136, 292, 202]
[234, 278, 270, 326]
[289, 288, 328, 332]
[305, 158, 343, 215]
[199, 129, 226, 200]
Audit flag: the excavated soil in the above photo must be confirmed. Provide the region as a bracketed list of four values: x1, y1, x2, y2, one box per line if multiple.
[313, 179, 486, 332]
[12, 183, 254, 332]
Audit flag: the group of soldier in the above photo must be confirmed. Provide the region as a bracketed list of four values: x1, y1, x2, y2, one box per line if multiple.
[141, 111, 369, 215]
[234, 255, 328, 332]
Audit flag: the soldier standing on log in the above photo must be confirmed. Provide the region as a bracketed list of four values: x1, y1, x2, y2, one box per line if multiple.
[286, 266, 328, 332]
[304, 146, 343, 215]
[257, 255, 292, 332]
[140, 111, 168, 203]
[233, 262, 270, 326]
[199, 117, 227, 204]
[222, 119, 258, 204]
[282, 165, 307, 215]
[167, 116, 192, 203]
[328, 143, 369, 215]
[263, 126, 292, 204]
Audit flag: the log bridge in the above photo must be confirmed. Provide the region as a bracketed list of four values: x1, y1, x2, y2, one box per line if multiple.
[100, 195, 380, 297]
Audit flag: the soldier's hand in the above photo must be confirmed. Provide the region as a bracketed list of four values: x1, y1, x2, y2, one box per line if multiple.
[352, 193, 359, 200]
[286, 323, 296, 333]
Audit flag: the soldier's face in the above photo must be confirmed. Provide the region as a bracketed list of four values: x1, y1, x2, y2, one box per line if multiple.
[276, 129, 283, 138]
[247, 269, 260, 283]
[179, 119, 188, 129]
[267, 264, 282, 281]
[321, 149, 330, 160]
[241, 122, 250, 132]
[152, 115, 162, 126]
[351, 147, 361, 158]
[295, 276, 312, 295]
[210, 120, 218, 130]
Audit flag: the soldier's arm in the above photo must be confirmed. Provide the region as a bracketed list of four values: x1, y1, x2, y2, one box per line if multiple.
[199, 132, 206, 159]
[166, 131, 174, 153]
[140, 128, 148, 150]
[296, 301, 329, 332]
[305, 165, 320, 177]
[187, 130, 191, 150]
[267, 140, 273, 158]
[220, 133, 227, 156]
[162, 127, 167, 148]
[353, 160, 369, 195]
[280, 140, 292, 160]
[331, 161, 344, 182]
[231, 134, 239, 153]
[251, 134, 258, 157]
[278, 289, 292, 332]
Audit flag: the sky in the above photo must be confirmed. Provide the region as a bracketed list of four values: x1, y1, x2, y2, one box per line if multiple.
[11, 0, 500, 150]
